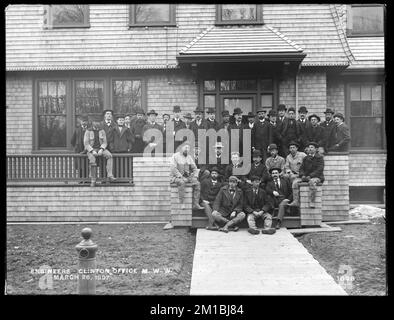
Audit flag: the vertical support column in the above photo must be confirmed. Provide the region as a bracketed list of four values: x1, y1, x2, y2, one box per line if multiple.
[300, 183, 322, 226]
[170, 183, 192, 227]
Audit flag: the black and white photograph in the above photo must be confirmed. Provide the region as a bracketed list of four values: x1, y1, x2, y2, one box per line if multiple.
[5, 3, 386, 299]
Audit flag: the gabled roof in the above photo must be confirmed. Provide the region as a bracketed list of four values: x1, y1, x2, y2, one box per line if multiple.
[347, 37, 384, 69]
[179, 25, 304, 60]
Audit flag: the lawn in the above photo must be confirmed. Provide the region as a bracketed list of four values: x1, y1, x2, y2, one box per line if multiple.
[6, 224, 196, 295]
[296, 220, 386, 295]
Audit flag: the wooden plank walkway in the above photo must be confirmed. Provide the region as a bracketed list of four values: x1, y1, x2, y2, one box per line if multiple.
[190, 229, 347, 295]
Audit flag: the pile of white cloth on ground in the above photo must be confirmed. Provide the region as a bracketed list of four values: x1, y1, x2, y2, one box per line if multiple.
[349, 205, 385, 222]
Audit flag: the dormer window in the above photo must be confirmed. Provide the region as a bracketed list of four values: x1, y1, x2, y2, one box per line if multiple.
[347, 4, 384, 36]
[45, 5, 90, 28]
[216, 4, 263, 25]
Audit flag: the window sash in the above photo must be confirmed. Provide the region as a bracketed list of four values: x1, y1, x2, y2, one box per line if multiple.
[46, 5, 90, 28]
[111, 79, 143, 115]
[129, 4, 176, 26]
[216, 4, 263, 25]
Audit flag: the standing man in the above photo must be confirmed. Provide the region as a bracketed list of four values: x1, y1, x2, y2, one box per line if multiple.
[253, 107, 269, 163]
[329, 113, 350, 152]
[280, 107, 302, 157]
[228, 107, 245, 156]
[130, 107, 147, 154]
[265, 167, 293, 229]
[184, 113, 193, 129]
[109, 114, 133, 153]
[267, 109, 281, 147]
[289, 141, 324, 208]
[277, 104, 287, 153]
[101, 109, 116, 151]
[71, 114, 89, 181]
[297, 106, 311, 152]
[190, 107, 207, 146]
[84, 116, 116, 186]
[320, 108, 336, 153]
[211, 176, 246, 233]
[172, 106, 186, 152]
[125, 114, 132, 130]
[142, 109, 163, 153]
[200, 167, 223, 230]
[284, 141, 307, 183]
[162, 113, 171, 154]
[206, 107, 219, 130]
[245, 176, 276, 235]
[304, 114, 324, 148]
[219, 110, 231, 131]
[170, 143, 203, 209]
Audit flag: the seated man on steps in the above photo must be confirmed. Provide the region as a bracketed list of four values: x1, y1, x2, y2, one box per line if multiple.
[265, 167, 293, 229]
[211, 176, 246, 233]
[170, 143, 204, 210]
[288, 141, 325, 208]
[200, 167, 223, 230]
[245, 176, 276, 235]
[84, 117, 116, 187]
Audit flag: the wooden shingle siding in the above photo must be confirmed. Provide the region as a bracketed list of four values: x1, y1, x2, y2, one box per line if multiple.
[349, 154, 386, 187]
[327, 77, 345, 114]
[6, 4, 350, 70]
[6, 75, 33, 155]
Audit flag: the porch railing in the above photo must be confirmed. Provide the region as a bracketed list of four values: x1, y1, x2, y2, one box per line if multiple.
[7, 153, 134, 184]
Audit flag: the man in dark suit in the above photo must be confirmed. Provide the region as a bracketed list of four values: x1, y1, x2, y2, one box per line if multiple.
[224, 151, 247, 190]
[280, 107, 303, 157]
[228, 107, 246, 156]
[184, 113, 193, 130]
[253, 107, 270, 163]
[219, 110, 231, 131]
[320, 108, 336, 153]
[245, 176, 276, 235]
[329, 113, 350, 152]
[101, 109, 116, 151]
[289, 141, 325, 208]
[190, 107, 207, 147]
[267, 109, 281, 147]
[162, 113, 170, 154]
[200, 167, 224, 230]
[71, 113, 89, 181]
[277, 104, 287, 134]
[247, 149, 269, 187]
[205, 107, 219, 130]
[206, 142, 228, 180]
[172, 105, 186, 152]
[297, 106, 311, 152]
[212, 176, 246, 233]
[304, 114, 324, 148]
[130, 108, 146, 154]
[142, 109, 163, 154]
[265, 167, 293, 229]
[109, 114, 133, 153]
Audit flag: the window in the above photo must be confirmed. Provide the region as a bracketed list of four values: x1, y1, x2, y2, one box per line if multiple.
[34, 75, 146, 151]
[216, 4, 263, 25]
[350, 186, 385, 204]
[37, 81, 67, 148]
[129, 4, 176, 26]
[112, 80, 142, 115]
[348, 5, 384, 36]
[46, 5, 90, 28]
[348, 83, 384, 149]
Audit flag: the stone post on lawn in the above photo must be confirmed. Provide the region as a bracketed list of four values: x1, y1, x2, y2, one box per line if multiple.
[75, 228, 98, 295]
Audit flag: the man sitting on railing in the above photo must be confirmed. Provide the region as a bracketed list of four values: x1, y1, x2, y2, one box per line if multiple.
[170, 143, 203, 210]
[288, 141, 324, 208]
[84, 117, 116, 187]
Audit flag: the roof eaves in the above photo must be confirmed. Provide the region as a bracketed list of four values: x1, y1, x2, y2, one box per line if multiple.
[6, 64, 180, 71]
[329, 4, 354, 65]
[265, 25, 304, 52]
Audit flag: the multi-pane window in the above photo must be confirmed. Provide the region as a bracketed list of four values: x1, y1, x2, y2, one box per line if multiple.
[75, 80, 104, 124]
[220, 80, 257, 91]
[46, 5, 90, 28]
[349, 83, 384, 149]
[112, 80, 142, 115]
[129, 4, 176, 26]
[38, 81, 67, 148]
[216, 4, 263, 24]
[348, 5, 384, 36]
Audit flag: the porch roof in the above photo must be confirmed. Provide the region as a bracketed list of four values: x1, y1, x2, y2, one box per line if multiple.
[178, 25, 306, 63]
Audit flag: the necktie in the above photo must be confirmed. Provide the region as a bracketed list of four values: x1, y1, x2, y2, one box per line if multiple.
[275, 179, 279, 190]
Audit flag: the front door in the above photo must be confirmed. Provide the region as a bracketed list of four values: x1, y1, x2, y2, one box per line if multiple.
[221, 95, 256, 123]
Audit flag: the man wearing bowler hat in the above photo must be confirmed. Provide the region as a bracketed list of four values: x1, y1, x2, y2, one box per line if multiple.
[190, 106, 207, 145]
[297, 106, 311, 152]
[101, 109, 116, 151]
[280, 107, 302, 157]
[171, 105, 186, 152]
[329, 113, 350, 152]
[184, 113, 193, 129]
[320, 108, 336, 152]
[162, 113, 170, 153]
[253, 107, 270, 162]
[71, 113, 89, 181]
[277, 104, 287, 132]
[284, 141, 306, 183]
[219, 110, 231, 131]
[265, 143, 285, 174]
[265, 167, 293, 229]
[288, 141, 324, 208]
[247, 149, 269, 187]
[142, 109, 163, 153]
[267, 109, 281, 148]
[130, 107, 147, 153]
[211, 175, 246, 233]
[304, 114, 324, 149]
[206, 107, 219, 130]
[229, 107, 246, 156]
[109, 114, 134, 153]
